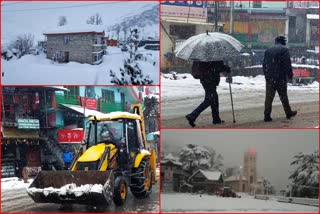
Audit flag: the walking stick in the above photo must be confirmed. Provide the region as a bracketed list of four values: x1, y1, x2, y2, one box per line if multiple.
[228, 73, 236, 123]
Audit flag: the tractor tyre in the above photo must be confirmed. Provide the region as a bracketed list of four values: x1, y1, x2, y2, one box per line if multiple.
[130, 158, 152, 199]
[113, 176, 128, 206]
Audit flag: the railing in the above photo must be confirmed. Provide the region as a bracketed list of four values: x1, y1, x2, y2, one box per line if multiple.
[55, 94, 79, 105]
[255, 194, 319, 207]
[277, 196, 319, 207]
[99, 102, 125, 113]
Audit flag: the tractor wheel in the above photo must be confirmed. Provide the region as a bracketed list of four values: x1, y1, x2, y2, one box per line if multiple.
[130, 158, 152, 199]
[113, 176, 128, 206]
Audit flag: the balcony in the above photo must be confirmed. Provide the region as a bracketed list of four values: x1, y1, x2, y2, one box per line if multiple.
[55, 94, 79, 106]
[98, 102, 125, 113]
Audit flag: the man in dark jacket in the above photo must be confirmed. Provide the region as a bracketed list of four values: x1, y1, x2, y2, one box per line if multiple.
[263, 35, 297, 122]
[186, 61, 230, 127]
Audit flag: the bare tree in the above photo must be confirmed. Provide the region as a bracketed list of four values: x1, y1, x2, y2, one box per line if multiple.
[87, 13, 103, 25]
[58, 16, 67, 26]
[114, 24, 121, 40]
[10, 33, 35, 57]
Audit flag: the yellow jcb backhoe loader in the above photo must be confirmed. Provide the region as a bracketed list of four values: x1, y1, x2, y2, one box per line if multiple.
[27, 104, 157, 207]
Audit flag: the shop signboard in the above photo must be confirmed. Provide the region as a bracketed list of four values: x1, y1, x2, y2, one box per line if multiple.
[79, 97, 97, 110]
[17, 119, 40, 129]
[161, 1, 207, 20]
[58, 129, 84, 143]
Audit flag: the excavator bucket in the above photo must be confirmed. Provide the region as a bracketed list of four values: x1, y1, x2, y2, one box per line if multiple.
[27, 170, 114, 206]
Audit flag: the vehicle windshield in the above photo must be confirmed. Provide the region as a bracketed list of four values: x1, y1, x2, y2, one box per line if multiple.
[88, 120, 125, 147]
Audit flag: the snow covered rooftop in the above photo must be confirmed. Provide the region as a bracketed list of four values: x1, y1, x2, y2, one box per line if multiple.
[43, 25, 105, 35]
[161, 153, 182, 166]
[60, 104, 107, 117]
[225, 175, 248, 182]
[190, 170, 222, 181]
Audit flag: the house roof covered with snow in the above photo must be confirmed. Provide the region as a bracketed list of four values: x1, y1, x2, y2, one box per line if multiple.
[189, 170, 223, 182]
[225, 175, 248, 182]
[161, 153, 182, 166]
[44, 25, 105, 35]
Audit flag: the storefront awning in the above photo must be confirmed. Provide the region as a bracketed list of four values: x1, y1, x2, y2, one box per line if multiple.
[2, 127, 39, 139]
[60, 104, 107, 117]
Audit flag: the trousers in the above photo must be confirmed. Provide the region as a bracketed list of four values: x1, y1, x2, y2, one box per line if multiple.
[190, 80, 220, 121]
[264, 81, 292, 117]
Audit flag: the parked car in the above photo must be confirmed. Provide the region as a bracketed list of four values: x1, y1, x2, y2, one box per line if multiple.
[121, 45, 128, 52]
[28, 48, 39, 55]
[219, 187, 239, 198]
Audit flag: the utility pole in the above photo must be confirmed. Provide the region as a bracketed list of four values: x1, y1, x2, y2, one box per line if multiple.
[215, 1, 219, 32]
[229, 1, 234, 34]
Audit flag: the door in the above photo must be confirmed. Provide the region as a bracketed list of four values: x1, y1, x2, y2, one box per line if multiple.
[64, 52, 69, 62]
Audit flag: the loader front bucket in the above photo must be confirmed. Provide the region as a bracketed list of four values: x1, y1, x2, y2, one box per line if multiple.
[27, 170, 114, 206]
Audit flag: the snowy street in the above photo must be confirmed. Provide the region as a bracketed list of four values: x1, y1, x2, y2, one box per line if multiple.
[161, 74, 318, 128]
[1, 178, 159, 212]
[2, 47, 159, 85]
[161, 193, 318, 212]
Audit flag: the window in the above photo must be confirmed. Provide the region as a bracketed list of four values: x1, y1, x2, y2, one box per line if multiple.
[101, 89, 115, 103]
[64, 35, 70, 44]
[65, 86, 79, 100]
[94, 35, 102, 45]
[170, 25, 196, 40]
[252, 2, 262, 8]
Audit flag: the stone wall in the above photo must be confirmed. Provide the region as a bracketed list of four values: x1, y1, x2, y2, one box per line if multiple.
[46, 33, 104, 64]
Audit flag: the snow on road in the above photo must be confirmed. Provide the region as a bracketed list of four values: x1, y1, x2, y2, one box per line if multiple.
[161, 74, 319, 102]
[1, 177, 33, 190]
[161, 193, 318, 212]
[2, 47, 159, 84]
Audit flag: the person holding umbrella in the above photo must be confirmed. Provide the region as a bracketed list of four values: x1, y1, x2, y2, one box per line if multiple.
[186, 61, 231, 127]
[263, 35, 297, 122]
[175, 31, 243, 127]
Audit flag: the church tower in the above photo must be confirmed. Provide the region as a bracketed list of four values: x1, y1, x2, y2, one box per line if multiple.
[243, 149, 257, 186]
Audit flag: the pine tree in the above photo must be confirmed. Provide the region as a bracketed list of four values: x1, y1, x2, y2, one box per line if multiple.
[109, 28, 153, 85]
[179, 144, 220, 174]
[289, 150, 318, 198]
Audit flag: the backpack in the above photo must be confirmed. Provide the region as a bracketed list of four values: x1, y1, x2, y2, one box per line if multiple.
[191, 61, 210, 79]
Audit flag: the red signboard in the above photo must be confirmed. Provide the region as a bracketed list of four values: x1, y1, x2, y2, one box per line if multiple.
[79, 97, 97, 110]
[58, 129, 84, 143]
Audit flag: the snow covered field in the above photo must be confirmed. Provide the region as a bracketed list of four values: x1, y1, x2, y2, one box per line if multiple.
[2, 47, 159, 84]
[162, 74, 319, 102]
[161, 193, 318, 212]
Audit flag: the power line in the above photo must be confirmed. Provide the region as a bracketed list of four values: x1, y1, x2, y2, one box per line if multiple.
[1, 2, 26, 7]
[2, 2, 123, 12]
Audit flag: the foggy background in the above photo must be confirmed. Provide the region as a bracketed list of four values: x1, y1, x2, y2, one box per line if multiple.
[162, 130, 318, 191]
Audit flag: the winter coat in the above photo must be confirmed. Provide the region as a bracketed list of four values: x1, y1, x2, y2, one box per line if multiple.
[63, 151, 73, 164]
[192, 61, 230, 86]
[263, 44, 293, 83]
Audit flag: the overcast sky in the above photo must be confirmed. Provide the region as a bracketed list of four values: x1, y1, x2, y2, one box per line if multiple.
[2, 1, 156, 44]
[162, 130, 318, 191]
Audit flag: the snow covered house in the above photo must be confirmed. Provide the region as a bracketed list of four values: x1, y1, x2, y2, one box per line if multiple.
[161, 153, 189, 192]
[224, 175, 249, 192]
[44, 25, 106, 65]
[188, 170, 224, 194]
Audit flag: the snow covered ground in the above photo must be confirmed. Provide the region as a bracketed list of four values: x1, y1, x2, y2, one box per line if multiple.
[161, 193, 318, 212]
[2, 47, 159, 84]
[1, 177, 33, 190]
[161, 74, 319, 102]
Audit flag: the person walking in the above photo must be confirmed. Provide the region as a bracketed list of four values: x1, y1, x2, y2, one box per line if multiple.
[263, 35, 297, 122]
[186, 60, 231, 127]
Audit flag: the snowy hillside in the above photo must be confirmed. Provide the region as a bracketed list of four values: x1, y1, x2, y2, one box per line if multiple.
[107, 5, 159, 40]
